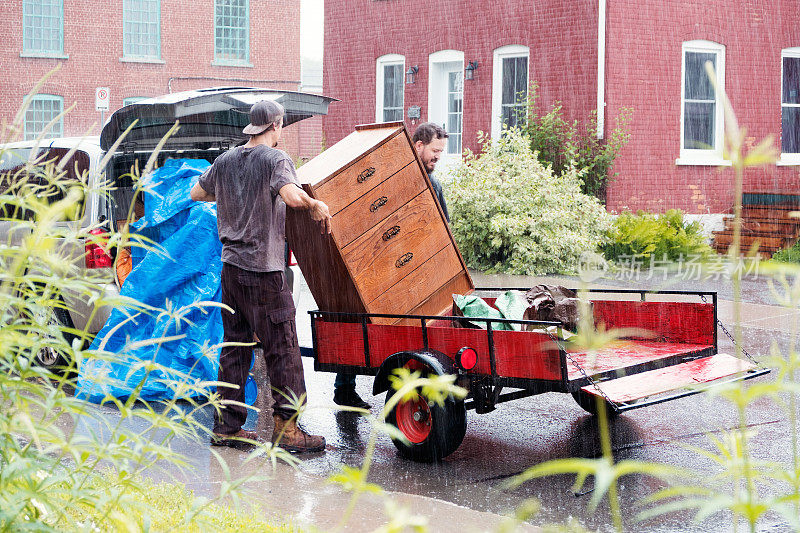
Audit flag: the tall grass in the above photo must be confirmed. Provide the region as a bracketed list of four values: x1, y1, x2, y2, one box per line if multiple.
[1, 74, 474, 533]
[0, 76, 296, 531]
[501, 63, 799, 532]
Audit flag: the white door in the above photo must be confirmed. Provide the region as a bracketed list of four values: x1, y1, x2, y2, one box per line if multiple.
[428, 51, 464, 171]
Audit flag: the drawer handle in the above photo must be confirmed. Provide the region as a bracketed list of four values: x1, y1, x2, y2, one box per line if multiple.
[395, 252, 413, 268]
[369, 196, 388, 212]
[357, 167, 376, 183]
[382, 225, 401, 241]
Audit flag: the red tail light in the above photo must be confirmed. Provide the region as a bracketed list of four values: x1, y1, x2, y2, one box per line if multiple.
[456, 347, 478, 371]
[288, 249, 297, 266]
[85, 228, 113, 268]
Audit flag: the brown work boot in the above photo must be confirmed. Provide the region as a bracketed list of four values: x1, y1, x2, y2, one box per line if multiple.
[271, 415, 326, 453]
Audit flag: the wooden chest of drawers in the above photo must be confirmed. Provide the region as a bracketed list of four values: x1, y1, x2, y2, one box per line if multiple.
[286, 123, 473, 324]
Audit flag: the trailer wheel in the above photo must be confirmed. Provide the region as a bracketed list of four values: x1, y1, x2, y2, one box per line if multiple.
[386, 380, 466, 462]
[572, 390, 620, 418]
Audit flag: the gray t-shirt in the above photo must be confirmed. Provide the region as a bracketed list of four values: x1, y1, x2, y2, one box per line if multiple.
[198, 144, 299, 272]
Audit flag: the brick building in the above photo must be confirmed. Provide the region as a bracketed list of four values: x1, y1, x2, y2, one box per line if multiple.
[0, 0, 319, 157]
[323, 0, 800, 215]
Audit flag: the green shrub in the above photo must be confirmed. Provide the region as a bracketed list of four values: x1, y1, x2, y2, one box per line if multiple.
[58, 474, 297, 532]
[601, 209, 714, 263]
[522, 83, 632, 200]
[769, 239, 800, 264]
[447, 128, 612, 275]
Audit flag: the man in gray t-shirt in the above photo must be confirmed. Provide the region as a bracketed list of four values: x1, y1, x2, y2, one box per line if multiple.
[191, 100, 331, 453]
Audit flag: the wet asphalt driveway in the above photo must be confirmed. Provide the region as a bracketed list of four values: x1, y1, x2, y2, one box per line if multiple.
[78, 269, 800, 532]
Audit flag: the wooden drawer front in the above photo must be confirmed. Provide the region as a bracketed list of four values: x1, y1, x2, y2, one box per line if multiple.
[332, 162, 427, 247]
[367, 245, 463, 320]
[342, 191, 450, 304]
[314, 134, 414, 215]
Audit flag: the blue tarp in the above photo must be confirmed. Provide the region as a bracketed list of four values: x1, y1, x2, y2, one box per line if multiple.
[76, 158, 255, 404]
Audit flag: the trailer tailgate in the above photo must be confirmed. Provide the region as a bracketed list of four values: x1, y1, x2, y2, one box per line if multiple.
[581, 353, 762, 407]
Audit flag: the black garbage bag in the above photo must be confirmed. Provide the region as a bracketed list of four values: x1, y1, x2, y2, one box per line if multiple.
[522, 285, 582, 332]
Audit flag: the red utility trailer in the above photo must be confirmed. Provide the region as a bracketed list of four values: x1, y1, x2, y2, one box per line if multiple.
[307, 288, 768, 461]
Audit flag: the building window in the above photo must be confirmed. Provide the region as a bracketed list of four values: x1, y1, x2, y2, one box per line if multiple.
[123, 0, 160, 59]
[376, 54, 404, 122]
[22, 0, 64, 55]
[24, 94, 63, 140]
[214, 0, 249, 64]
[491, 45, 529, 139]
[678, 40, 726, 165]
[781, 48, 800, 162]
[446, 71, 463, 155]
[122, 96, 148, 107]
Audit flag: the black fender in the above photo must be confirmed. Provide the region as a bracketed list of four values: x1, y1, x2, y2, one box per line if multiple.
[372, 349, 457, 396]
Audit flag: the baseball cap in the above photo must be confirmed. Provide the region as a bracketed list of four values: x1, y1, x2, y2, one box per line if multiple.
[242, 100, 285, 135]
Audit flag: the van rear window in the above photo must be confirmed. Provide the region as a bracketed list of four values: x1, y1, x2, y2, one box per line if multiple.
[0, 147, 90, 221]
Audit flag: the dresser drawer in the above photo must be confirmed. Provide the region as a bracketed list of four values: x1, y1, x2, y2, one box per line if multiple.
[331, 162, 427, 247]
[342, 191, 450, 303]
[367, 245, 464, 321]
[314, 133, 414, 215]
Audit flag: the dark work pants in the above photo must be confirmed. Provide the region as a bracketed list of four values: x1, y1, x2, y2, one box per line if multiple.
[214, 263, 307, 434]
[334, 372, 356, 389]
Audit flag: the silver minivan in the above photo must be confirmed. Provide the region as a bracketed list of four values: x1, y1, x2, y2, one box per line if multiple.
[0, 87, 334, 368]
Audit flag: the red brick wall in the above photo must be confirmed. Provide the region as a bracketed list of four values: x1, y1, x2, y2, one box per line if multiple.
[324, 0, 800, 214]
[605, 0, 800, 213]
[323, 0, 598, 155]
[0, 0, 310, 157]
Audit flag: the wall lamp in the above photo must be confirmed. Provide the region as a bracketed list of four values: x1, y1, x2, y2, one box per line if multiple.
[465, 61, 478, 80]
[405, 66, 418, 84]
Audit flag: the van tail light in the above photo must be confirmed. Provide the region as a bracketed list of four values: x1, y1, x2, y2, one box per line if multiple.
[85, 228, 113, 269]
[288, 249, 297, 266]
[456, 347, 478, 371]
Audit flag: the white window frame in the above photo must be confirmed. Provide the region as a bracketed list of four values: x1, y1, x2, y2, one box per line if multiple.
[122, 0, 161, 61]
[491, 45, 530, 140]
[375, 54, 405, 123]
[677, 40, 730, 166]
[212, 0, 251, 67]
[24, 94, 63, 140]
[21, 0, 66, 58]
[778, 47, 800, 166]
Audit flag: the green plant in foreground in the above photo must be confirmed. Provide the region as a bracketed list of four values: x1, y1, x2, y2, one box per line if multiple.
[326, 368, 467, 533]
[504, 62, 795, 532]
[447, 128, 612, 275]
[1, 76, 295, 531]
[57, 472, 298, 532]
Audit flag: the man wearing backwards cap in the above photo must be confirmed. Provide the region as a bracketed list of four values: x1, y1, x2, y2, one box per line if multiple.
[190, 100, 331, 453]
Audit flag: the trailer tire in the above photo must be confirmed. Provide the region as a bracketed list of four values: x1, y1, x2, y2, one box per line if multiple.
[572, 390, 620, 418]
[386, 390, 467, 462]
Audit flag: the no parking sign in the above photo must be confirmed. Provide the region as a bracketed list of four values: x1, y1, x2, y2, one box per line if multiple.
[95, 87, 110, 111]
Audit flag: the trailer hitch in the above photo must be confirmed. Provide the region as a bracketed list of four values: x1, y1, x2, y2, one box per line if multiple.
[472, 379, 500, 414]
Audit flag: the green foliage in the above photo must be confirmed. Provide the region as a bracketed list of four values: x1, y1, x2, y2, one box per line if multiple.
[0, 77, 290, 532]
[521, 83, 632, 199]
[326, 367, 467, 531]
[507, 68, 791, 533]
[601, 209, 714, 263]
[58, 474, 297, 532]
[769, 239, 800, 264]
[447, 128, 612, 275]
